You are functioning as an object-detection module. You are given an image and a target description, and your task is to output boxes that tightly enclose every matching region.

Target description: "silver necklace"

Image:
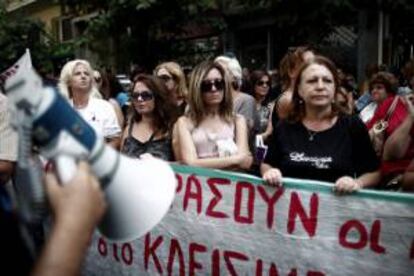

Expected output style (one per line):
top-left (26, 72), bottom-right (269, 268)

top-left (307, 129), bottom-right (317, 141)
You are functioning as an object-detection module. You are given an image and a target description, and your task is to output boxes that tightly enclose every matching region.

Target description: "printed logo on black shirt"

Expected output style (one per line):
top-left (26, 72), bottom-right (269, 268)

top-left (289, 152), bottom-right (332, 169)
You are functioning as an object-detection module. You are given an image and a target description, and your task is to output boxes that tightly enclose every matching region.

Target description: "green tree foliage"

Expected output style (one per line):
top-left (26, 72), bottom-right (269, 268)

top-left (0, 3), bottom-right (76, 74)
top-left (58, 0), bottom-right (414, 71)
top-left (0, 5), bottom-right (45, 71)
top-left (61, 0), bottom-right (225, 70)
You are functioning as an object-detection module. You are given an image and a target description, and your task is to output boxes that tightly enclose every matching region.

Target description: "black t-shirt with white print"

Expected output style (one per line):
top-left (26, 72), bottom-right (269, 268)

top-left (264, 115), bottom-right (379, 183)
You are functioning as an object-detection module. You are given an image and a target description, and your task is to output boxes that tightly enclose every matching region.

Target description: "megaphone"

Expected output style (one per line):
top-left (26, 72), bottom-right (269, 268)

top-left (4, 58), bottom-right (176, 242)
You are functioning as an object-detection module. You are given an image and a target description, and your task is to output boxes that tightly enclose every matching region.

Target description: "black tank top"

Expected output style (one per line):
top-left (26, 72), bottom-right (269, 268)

top-left (121, 122), bottom-right (174, 161)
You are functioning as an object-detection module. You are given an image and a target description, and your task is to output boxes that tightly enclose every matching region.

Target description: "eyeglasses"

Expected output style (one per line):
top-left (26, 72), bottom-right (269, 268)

top-left (201, 79), bottom-right (225, 93)
top-left (256, 80), bottom-right (270, 87)
top-left (131, 91), bottom-right (154, 101)
top-left (157, 74), bottom-right (173, 82)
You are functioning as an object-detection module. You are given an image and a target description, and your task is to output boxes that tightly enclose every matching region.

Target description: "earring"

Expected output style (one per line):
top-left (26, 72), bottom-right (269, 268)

top-left (299, 99), bottom-right (304, 104)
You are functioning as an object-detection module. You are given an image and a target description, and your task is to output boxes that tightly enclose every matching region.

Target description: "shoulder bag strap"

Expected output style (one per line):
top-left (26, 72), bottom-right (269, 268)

top-left (384, 96), bottom-right (399, 122)
top-left (127, 118), bottom-right (134, 136)
top-left (147, 128), bottom-right (160, 143)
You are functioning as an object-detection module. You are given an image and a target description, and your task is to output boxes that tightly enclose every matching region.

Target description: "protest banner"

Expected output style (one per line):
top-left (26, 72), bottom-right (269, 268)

top-left (83, 164), bottom-right (414, 275)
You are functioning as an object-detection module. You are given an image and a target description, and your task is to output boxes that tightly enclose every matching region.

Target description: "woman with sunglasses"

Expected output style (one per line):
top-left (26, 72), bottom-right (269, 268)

top-left (173, 61), bottom-right (253, 170)
top-left (250, 70), bottom-right (273, 139)
top-left (120, 74), bottom-right (177, 161)
top-left (154, 62), bottom-right (188, 116)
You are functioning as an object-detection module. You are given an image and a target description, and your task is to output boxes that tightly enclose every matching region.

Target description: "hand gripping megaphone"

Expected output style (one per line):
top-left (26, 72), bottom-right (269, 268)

top-left (3, 55), bottom-right (176, 242)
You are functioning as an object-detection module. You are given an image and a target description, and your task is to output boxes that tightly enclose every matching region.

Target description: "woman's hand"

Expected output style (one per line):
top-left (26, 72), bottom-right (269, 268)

top-left (334, 176), bottom-right (361, 194)
top-left (233, 151), bottom-right (252, 169)
top-left (262, 168), bottom-right (283, 187)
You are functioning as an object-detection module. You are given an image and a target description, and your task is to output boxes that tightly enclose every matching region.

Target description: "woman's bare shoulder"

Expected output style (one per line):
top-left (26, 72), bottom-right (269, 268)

top-left (177, 115), bottom-right (194, 130)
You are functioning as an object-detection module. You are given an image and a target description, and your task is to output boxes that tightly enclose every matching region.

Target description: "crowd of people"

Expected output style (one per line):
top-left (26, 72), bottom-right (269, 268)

top-left (18, 46), bottom-right (414, 193)
top-left (44, 47), bottom-right (413, 193)
top-left (1, 45), bottom-right (414, 274)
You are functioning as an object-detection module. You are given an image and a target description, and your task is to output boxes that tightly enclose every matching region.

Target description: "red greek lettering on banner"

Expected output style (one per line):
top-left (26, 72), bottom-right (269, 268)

top-left (175, 173), bottom-right (183, 193)
top-left (287, 192), bottom-right (319, 237)
top-left (234, 181), bottom-right (255, 224)
top-left (257, 185), bottom-right (284, 230)
top-left (144, 233), bottom-right (164, 273)
top-left (183, 175), bottom-right (202, 214)
top-left (167, 238), bottom-right (185, 276)
top-left (189, 242), bottom-right (207, 275)
top-left (98, 237), bottom-right (108, 257)
top-left (206, 177), bottom-right (230, 219)
top-left (339, 219), bottom-right (386, 254)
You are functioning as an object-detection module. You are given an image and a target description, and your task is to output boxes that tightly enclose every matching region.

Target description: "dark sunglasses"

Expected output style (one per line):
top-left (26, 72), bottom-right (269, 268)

top-left (131, 91), bottom-right (154, 101)
top-left (256, 80), bottom-right (270, 87)
top-left (157, 74), bottom-right (173, 82)
top-left (201, 79), bottom-right (224, 93)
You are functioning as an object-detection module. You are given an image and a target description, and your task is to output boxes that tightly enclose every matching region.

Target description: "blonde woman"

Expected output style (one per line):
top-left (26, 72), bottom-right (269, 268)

top-left (154, 61), bottom-right (188, 115)
top-left (174, 60), bottom-right (252, 170)
top-left (214, 55), bottom-right (257, 132)
top-left (59, 59), bottom-right (121, 149)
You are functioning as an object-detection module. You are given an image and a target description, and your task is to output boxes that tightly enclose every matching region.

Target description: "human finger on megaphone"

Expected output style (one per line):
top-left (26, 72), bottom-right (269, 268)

top-left (33, 161), bottom-right (107, 275)
top-left (44, 161), bottom-right (107, 233)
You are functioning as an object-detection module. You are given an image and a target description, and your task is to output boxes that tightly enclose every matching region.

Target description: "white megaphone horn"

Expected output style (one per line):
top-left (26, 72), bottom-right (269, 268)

top-left (4, 57), bottom-right (176, 242)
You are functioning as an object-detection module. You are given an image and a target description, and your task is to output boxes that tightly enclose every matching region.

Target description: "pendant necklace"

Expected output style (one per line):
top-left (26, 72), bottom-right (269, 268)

top-left (307, 129), bottom-right (317, 141)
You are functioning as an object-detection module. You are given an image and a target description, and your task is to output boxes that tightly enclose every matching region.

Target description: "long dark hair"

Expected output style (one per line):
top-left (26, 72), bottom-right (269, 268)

top-left (129, 74), bottom-right (177, 135)
top-left (288, 55), bottom-right (341, 122)
top-left (250, 70), bottom-right (271, 105)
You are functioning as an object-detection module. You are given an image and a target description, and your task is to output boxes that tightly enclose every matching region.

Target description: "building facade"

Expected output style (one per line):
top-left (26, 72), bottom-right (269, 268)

top-left (5, 0), bottom-right (414, 83)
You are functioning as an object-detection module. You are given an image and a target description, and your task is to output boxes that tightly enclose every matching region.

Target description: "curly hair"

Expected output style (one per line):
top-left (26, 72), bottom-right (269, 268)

top-left (279, 46), bottom-right (314, 91)
top-left (369, 71), bottom-right (397, 95)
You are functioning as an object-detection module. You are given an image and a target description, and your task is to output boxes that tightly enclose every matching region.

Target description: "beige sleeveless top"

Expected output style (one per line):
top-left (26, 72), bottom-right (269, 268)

top-left (191, 122), bottom-right (235, 158)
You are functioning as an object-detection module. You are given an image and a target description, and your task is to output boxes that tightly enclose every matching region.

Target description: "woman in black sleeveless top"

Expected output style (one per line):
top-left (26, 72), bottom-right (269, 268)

top-left (121, 74), bottom-right (177, 161)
